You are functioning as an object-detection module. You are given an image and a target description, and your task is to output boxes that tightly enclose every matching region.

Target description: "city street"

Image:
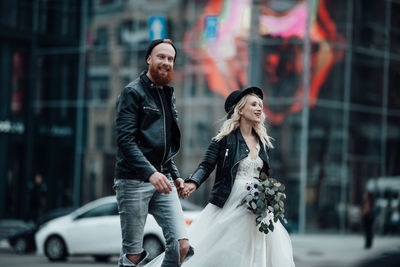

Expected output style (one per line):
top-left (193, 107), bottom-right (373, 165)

top-left (1, 234), bottom-right (400, 267)
top-left (291, 234), bottom-right (400, 267)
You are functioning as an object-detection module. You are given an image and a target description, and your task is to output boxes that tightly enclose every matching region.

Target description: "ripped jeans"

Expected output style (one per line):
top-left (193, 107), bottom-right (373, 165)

top-left (114, 176), bottom-right (191, 267)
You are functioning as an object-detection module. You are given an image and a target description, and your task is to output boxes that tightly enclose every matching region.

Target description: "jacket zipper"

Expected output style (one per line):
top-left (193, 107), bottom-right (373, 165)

top-left (156, 89), bottom-right (167, 172)
top-left (163, 94), bottom-right (181, 166)
top-left (222, 149), bottom-right (229, 167)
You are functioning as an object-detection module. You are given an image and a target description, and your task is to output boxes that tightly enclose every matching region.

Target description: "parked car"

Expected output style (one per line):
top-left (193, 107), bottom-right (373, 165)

top-left (35, 195), bottom-right (201, 262)
top-left (8, 207), bottom-right (75, 254)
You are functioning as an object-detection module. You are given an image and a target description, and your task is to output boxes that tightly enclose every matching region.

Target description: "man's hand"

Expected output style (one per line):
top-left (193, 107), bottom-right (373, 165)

top-left (181, 182), bottom-right (197, 199)
top-left (149, 172), bottom-right (172, 194)
top-left (174, 178), bottom-right (185, 197)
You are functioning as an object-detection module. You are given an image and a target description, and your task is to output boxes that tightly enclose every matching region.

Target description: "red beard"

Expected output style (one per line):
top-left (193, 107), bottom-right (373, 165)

top-left (149, 63), bottom-right (174, 86)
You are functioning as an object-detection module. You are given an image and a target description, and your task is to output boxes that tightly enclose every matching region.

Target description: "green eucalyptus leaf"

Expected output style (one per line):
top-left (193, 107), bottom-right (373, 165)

top-left (245, 195), bottom-right (253, 202)
top-left (268, 189), bottom-right (275, 195)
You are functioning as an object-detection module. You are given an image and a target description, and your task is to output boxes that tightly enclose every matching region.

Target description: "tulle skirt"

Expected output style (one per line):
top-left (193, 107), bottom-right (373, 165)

top-left (146, 176), bottom-right (295, 267)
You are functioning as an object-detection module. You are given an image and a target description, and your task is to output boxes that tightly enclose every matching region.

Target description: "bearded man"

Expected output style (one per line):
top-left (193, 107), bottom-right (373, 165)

top-left (114, 39), bottom-right (193, 267)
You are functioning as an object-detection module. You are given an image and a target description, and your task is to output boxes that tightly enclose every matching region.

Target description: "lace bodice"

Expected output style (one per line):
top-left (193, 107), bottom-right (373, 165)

top-left (235, 144), bottom-right (263, 180)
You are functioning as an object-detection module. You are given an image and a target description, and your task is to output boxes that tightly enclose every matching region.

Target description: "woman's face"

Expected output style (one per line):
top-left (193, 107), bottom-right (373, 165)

top-left (239, 95), bottom-right (263, 124)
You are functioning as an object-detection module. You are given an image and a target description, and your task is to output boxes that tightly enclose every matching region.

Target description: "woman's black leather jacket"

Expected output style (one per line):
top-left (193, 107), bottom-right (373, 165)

top-left (115, 72), bottom-right (181, 181)
top-left (186, 128), bottom-right (270, 208)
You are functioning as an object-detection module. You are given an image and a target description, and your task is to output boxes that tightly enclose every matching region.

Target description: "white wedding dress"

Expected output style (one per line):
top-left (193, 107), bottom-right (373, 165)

top-left (146, 151), bottom-right (295, 267)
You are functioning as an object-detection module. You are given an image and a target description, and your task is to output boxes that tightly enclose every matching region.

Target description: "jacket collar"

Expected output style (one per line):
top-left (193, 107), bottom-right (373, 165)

top-left (234, 127), bottom-right (270, 165)
top-left (140, 71), bottom-right (173, 95)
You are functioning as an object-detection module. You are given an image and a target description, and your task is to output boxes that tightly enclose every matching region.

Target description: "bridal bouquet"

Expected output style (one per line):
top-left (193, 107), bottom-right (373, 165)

top-left (239, 170), bottom-right (287, 234)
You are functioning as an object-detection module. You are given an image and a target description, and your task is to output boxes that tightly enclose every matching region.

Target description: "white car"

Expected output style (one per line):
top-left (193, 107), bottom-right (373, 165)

top-left (35, 195), bottom-right (201, 262)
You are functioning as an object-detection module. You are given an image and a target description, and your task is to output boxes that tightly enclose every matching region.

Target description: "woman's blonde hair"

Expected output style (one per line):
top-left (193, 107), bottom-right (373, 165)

top-left (215, 94), bottom-right (274, 149)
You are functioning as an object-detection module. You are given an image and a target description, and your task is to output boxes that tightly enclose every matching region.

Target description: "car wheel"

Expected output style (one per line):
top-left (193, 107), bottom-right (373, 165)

top-left (143, 235), bottom-right (164, 261)
top-left (45, 236), bottom-right (67, 261)
top-left (93, 255), bottom-right (110, 262)
top-left (13, 237), bottom-right (28, 254)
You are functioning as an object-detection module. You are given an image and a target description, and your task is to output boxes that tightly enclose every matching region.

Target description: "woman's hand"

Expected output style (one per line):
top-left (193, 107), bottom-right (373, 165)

top-left (179, 182), bottom-right (197, 199)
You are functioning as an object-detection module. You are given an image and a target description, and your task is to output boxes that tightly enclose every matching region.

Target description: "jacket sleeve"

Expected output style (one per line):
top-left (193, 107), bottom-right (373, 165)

top-left (116, 87), bottom-right (157, 180)
top-left (169, 159), bottom-right (181, 180)
top-left (185, 138), bottom-right (221, 188)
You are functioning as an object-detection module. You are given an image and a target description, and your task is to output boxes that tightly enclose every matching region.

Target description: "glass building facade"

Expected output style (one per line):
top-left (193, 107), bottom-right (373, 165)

top-left (0, 0), bottom-right (399, 233)
top-left (0, 0), bottom-right (86, 218)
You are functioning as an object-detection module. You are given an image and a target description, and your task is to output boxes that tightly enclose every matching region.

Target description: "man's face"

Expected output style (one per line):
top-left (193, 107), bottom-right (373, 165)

top-left (147, 43), bottom-right (175, 86)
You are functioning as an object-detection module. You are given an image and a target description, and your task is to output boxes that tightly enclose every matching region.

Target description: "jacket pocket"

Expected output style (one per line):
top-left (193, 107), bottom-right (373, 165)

top-left (142, 106), bottom-right (161, 125)
top-left (143, 106), bottom-right (160, 113)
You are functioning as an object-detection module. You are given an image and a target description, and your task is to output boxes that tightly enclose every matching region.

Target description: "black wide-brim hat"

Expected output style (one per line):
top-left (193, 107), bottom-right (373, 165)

top-left (224, 86), bottom-right (263, 116)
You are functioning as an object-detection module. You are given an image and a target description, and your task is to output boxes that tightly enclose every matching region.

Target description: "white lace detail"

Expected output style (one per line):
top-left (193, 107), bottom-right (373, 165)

top-left (235, 144), bottom-right (263, 181)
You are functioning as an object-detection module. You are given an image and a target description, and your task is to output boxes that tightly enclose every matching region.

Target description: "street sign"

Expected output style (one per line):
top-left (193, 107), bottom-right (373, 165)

top-left (205, 16), bottom-right (218, 40)
top-left (149, 15), bottom-right (166, 40)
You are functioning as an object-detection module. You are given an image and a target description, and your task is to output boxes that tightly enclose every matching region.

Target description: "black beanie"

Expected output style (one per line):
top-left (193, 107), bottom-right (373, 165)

top-left (145, 39), bottom-right (177, 64)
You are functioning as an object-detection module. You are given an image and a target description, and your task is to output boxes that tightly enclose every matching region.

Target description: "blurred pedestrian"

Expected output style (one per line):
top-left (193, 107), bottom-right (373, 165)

top-left (114, 39), bottom-right (193, 267)
top-left (390, 204), bottom-right (400, 234)
top-left (362, 192), bottom-right (375, 249)
top-left (27, 173), bottom-right (47, 222)
top-left (146, 87), bottom-right (295, 266)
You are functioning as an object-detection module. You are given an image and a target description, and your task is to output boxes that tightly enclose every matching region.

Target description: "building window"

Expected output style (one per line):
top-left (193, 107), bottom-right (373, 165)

top-left (95, 125), bottom-right (105, 150)
top-left (90, 77), bottom-right (109, 104)
top-left (90, 27), bottom-right (109, 66)
top-left (11, 51), bottom-right (26, 116)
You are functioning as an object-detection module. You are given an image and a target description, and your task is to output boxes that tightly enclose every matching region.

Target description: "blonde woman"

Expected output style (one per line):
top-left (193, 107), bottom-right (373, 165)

top-left (146, 87), bottom-right (294, 267)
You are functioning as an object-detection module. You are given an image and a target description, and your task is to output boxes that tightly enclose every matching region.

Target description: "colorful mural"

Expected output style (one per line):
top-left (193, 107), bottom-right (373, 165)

top-left (183, 0), bottom-right (345, 125)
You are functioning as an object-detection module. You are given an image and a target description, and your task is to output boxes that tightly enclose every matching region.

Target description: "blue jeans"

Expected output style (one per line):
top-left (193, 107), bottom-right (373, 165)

top-left (114, 176), bottom-right (192, 267)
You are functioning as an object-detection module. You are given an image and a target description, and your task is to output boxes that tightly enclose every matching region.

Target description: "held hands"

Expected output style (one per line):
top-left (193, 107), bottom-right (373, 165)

top-left (149, 172), bottom-right (197, 197)
top-left (173, 178), bottom-right (197, 199)
top-left (179, 182), bottom-right (197, 199)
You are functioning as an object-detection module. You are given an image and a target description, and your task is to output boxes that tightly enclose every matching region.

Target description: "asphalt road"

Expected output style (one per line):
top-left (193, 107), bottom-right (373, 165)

top-left (1, 234), bottom-right (400, 267)
top-left (0, 248), bottom-right (119, 267)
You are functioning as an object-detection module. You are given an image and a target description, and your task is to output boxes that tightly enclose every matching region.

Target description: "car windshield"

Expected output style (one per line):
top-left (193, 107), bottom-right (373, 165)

top-left (75, 202), bottom-right (118, 219)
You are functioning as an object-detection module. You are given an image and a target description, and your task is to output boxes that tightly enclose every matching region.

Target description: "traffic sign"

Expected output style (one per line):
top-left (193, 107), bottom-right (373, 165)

top-left (205, 16), bottom-right (218, 40)
top-left (149, 15), bottom-right (166, 40)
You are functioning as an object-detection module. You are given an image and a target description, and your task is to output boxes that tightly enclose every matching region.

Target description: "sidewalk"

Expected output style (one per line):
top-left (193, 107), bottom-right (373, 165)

top-left (291, 234), bottom-right (400, 267)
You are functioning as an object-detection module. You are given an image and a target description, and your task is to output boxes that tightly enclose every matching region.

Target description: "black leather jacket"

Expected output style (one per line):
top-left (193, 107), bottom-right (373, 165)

top-left (115, 71), bottom-right (181, 181)
top-left (186, 128), bottom-right (270, 208)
